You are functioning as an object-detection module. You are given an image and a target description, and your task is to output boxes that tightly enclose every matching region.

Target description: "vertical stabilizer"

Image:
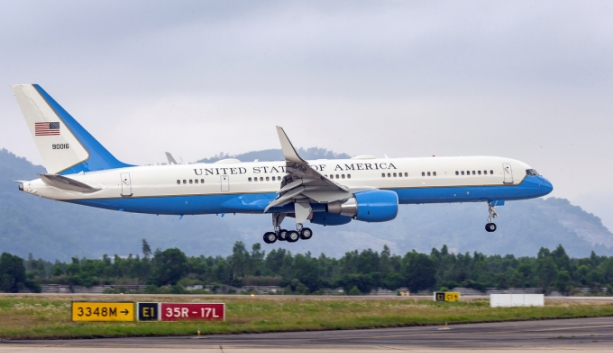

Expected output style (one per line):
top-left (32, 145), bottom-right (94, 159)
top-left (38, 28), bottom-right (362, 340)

top-left (11, 84), bottom-right (130, 175)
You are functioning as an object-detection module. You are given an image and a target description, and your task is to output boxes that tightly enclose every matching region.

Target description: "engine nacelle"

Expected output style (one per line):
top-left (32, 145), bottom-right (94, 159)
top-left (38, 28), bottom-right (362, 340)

top-left (310, 212), bottom-right (353, 226)
top-left (327, 190), bottom-right (398, 222)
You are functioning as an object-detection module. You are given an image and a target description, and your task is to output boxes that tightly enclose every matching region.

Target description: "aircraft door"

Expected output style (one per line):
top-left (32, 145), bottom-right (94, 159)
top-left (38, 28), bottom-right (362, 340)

top-left (502, 163), bottom-right (513, 184)
top-left (120, 172), bottom-right (133, 196)
top-left (220, 175), bottom-right (229, 192)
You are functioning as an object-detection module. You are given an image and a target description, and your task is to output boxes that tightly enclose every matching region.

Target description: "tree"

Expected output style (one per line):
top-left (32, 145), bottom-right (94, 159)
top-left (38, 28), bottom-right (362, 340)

top-left (142, 239), bottom-right (152, 258)
top-left (0, 253), bottom-right (26, 293)
top-left (229, 241), bottom-right (249, 279)
top-left (556, 270), bottom-right (571, 293)
top-left (599, 258), bottom-right (613, 284)
top-left (152, 248), bottom-right (188, 286)
top-left (404, 253), bottom-right (436, 292)
top-left (293, 255), bottom-right (321, 292)
top-left (536, 256), bottom-right (558, 289)
top-left (551, 245), bottom-right (570, 272)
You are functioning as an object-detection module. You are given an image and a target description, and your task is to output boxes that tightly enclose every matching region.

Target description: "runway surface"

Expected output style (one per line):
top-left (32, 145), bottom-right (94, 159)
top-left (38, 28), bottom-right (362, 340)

top-left (2, 316), bottom-right (613, 352)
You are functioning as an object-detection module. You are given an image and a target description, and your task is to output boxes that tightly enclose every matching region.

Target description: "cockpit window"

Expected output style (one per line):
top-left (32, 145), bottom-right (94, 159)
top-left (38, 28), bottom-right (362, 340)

top-left (526, 169), bottom-right (540, 176)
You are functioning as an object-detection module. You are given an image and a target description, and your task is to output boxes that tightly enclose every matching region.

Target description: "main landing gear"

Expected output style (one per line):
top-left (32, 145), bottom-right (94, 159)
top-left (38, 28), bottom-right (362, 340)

top-left (262, 227), bottom-right (313, 244)
top-left (263, 213), bottom-right (313, 244)
top-left (485, 202), bottom-right (498, 232)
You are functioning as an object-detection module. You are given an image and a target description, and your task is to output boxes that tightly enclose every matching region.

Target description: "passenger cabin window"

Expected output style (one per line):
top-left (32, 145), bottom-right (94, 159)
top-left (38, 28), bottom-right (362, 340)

top-left (422, 172), bottom-right (425, 176)
top-left (183, 180), bottom-right (186, 184)
top-left (433, 171), bottom-right (437, 176)
top-left (478, 171), bottom-right (481, 175)
top-left (405, 172), bottom-right (408, 177)
top-left (490, 170), bottom-right (493, 174)
top-left (455, 171), bottom-right (459, 175)
top-left (348, 174), bottom-right (351, 179)
top-left (176, 180), bottom-right (180, 184)
top-left (382, 173), bottom-right (385, 178)
top-left (195, 179), bottom-right (198, 184)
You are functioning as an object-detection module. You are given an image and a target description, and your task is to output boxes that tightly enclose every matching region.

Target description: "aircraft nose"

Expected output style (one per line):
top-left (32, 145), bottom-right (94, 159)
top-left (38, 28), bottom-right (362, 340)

top-left (538, 176), bottom-right (553, 196)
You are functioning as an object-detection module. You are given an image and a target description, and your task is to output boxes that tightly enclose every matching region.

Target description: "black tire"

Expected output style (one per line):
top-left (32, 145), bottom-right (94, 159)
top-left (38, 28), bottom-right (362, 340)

top-left (300, 227), bottom-right (313, 240)
top-left (485, 223), bottom-right (497, 232)
top-left (263, 232), bottom-right (277, 244)
top-left (286, 230), bottom-right (300, 243)
top-left (278, 229), bottom-right (288, 241)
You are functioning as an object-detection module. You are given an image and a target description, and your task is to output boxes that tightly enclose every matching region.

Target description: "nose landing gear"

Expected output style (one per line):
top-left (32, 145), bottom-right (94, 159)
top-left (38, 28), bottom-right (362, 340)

top-left (485, 202), bottom-right (498, 232)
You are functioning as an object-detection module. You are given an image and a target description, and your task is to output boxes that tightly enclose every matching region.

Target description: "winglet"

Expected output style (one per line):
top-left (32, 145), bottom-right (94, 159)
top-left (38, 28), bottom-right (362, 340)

top-left (276, 126), bottom-right (305, 164)
top-left (165, 152), bottom-right (177, 165)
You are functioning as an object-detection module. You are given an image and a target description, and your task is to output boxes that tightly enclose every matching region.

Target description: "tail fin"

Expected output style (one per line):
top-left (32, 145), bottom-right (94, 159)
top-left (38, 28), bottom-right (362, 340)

top-left (11, 84), bottom-right (131, 175)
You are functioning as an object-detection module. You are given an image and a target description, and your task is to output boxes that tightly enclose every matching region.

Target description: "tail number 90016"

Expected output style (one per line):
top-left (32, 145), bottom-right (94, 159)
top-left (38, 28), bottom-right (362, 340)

top-left (52, 143), bottom-right (69, 149)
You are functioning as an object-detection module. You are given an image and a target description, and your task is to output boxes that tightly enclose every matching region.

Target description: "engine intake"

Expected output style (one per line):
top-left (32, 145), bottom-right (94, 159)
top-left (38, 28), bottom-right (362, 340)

top-left (327, 190), bottom-right (398, 222)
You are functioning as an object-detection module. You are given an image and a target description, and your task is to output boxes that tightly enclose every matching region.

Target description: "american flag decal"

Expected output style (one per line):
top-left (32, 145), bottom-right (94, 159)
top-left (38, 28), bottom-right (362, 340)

top-left (35, 122), bottom-right (60, 136)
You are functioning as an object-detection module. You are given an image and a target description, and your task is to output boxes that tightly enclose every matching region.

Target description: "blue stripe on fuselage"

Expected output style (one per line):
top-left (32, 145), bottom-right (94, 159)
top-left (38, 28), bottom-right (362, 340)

top-left (67, 176), bottom-right (553, 215)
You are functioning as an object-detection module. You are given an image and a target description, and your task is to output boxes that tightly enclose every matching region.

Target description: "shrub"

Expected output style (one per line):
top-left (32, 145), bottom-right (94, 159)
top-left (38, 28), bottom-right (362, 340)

top-left (348, 286), bottom-right (361, 296)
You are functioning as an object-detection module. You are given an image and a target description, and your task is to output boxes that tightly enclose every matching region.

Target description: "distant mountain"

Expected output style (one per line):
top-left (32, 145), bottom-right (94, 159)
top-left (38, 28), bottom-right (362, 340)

top-left (197, 147), bottom-right (351, 163)
top-left (1, 148), bottom-right (612, 261)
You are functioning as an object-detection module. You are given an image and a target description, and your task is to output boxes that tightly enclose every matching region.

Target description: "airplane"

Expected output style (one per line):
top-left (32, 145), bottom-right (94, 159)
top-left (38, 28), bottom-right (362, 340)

top-left (11, 84), bottom-right (553, 244)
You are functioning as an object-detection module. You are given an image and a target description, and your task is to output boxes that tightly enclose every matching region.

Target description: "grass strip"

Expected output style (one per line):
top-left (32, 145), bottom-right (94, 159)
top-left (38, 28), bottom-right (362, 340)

top-left (1, 295), bottom-right (612, 340)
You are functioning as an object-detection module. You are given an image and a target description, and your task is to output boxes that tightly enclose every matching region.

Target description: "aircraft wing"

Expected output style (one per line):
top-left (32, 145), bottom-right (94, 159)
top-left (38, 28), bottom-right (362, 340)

top-left (264, 127), bottom-right (353, 213)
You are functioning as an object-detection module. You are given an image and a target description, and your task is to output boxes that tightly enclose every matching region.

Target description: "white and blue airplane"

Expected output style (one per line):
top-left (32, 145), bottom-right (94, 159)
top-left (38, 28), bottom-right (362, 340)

top-left (12, 84), bottom-right (553, 244)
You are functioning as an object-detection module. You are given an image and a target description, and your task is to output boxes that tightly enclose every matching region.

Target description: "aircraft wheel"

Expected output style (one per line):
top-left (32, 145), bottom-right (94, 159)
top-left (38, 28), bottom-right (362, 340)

top-left (286, 230), bottom-right (300, 243)
top-left (278, 229), bottom-right (288, 241)
top-left (300, 227), bottom-right (313, 240)
top-left (263, 232), bottom-right (277, 244)
top-left (485, 223), bottom-right (497, 232)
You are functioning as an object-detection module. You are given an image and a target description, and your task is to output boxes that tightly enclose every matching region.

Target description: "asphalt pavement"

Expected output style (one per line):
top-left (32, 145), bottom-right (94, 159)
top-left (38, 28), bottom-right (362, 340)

top-left (2, 316), bottom-right (613, 352)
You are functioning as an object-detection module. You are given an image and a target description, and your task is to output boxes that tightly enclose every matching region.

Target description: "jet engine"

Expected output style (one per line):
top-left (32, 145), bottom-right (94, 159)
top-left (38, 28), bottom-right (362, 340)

top-left (326, 190), bottom-right (398, 222)
top-left (310, 212), bottom-right (353, 226)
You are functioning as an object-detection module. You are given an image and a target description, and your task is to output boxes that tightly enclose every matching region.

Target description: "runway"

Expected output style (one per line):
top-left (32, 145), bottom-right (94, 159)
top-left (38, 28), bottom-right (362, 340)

top-left (2, 316), bottom-right (613, 352)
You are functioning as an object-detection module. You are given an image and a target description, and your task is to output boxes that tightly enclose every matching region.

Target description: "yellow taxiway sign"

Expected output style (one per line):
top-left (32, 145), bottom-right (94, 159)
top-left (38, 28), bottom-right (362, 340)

top-left (71, 301), bottom-right (135, 322)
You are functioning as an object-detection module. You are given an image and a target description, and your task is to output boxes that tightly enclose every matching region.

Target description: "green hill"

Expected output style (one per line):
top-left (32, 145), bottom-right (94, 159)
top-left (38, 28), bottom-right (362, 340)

top-left (1, 148), bottom-right (612, 261)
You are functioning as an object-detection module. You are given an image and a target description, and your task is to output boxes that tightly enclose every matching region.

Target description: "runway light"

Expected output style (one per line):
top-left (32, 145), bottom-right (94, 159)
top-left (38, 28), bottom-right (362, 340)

top-left (251, 294), bottom-right (255, 297)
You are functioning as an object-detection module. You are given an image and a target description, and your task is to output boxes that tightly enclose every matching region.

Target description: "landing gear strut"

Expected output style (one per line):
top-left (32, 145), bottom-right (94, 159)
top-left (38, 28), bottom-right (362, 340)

top-left (485, 202), bottom-right (498, 232)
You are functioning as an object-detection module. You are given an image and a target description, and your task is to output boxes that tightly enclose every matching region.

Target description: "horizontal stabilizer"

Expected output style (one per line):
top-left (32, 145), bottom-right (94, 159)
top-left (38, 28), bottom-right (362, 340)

top-left (39, 174), bottom-right (100, 193)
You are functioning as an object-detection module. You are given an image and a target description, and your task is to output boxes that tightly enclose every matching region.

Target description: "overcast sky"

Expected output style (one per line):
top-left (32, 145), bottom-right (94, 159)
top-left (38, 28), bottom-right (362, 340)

top-left (1, 0), bottom-right (612, 228)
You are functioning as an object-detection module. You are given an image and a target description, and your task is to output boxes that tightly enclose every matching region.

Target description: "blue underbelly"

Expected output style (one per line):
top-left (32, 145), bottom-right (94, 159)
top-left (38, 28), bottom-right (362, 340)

top-left (68, 177), bottom-right (551, 215)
